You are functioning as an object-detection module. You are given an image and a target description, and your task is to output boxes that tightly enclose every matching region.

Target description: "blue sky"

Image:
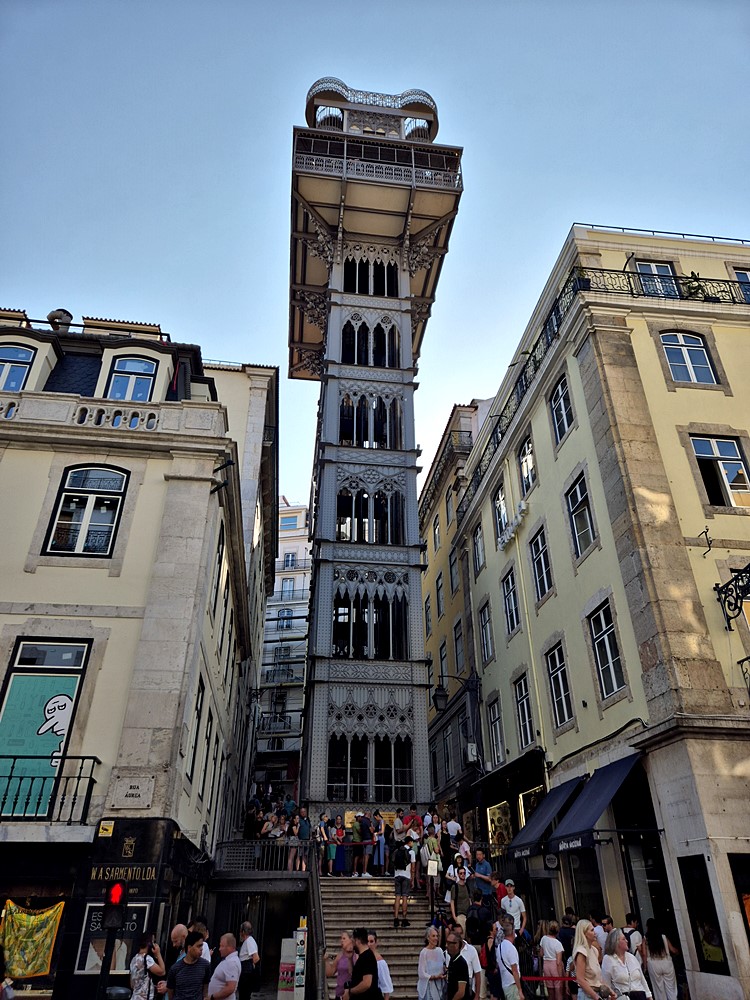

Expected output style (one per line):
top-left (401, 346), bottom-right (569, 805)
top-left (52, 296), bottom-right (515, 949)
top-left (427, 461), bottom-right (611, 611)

top-left (2, 0), bottom-right (749, 504)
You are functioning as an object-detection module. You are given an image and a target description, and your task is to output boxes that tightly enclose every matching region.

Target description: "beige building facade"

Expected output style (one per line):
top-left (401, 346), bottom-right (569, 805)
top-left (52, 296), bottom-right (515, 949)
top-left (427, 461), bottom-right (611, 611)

top-left (438, 227), bottom-right (750, 999)
top-left (0, 309), bottom-right (277, 996)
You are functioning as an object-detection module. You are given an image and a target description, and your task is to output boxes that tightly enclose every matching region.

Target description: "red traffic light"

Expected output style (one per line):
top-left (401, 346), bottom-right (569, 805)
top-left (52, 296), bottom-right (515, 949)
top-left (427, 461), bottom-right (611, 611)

top-left (107, 881), bottom-right (126, 905)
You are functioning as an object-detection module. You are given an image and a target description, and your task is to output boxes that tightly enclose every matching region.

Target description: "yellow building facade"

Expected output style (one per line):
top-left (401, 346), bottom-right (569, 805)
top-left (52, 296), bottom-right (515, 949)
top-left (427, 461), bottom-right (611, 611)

top-left (0, 309), bottom-right (277, 996)
top-left (439, 226), bottom-right (750, 1000)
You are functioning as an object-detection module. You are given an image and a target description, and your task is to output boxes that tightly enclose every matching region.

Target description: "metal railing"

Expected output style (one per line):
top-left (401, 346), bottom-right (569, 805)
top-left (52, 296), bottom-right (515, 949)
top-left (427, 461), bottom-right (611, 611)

top-left (258, 712), bottom-right (303, 734)
top-left (294, 152), bottom-right (462, 191)
top-left (456, 263), bottom-right (750, 526)
top-left (0, 755), bottom-right (100, 824)
top-left (419, 429), bottom-right (473, 525)
top-left (261, 664), bottom-right (305, 685)
top-left (214, 838), bottom-right (313, 873)
top-left (275, 558), bottom-right (312, 571)
top-left (268, 587), bottom-right (310, 604)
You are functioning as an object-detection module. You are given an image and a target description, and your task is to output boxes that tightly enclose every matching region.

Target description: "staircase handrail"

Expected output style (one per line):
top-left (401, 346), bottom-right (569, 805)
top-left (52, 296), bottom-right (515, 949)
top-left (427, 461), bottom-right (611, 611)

top-left (309, 850), bottom-right (327, 1000)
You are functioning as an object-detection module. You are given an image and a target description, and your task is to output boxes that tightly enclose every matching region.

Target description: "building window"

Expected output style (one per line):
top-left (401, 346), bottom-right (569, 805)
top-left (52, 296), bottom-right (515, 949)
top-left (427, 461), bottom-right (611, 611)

top-left (550, 375), bottom-right (574, 444)
top-left (280, 515), bottom-right (297, 530)
top-left (198, 709), bottom-right (213, 800)
top-left (691, 437), bottom-right (750, 507)
top-left (44, 466), bottom-right (128, 557)
top-left (436, 573), bottom-right (445, 617)
top-left (519, 437), bottom-right (536, 496)
top-left (284, 552), bottom-right (298, 568)
top-left (449, 548), bottom-right (459, 593)
top-left (281, 578), bottom-right (295, 599)
top-left (454, 620), bottom-right (465, 674)
top-left (277, 608), bottom-right (293, 631)
top-left (445, 489), bottom-right (455, 525)
top-left (660, 333), bottom-right (716, 384)
top-left (530, 528), bottom-right (553, 601)
top-left (478, 602), bottom-right (494, 664)
top-left (439, 641), bottom-right (448, 687)
top-left (424, 596), bottom-right (432, 637)
top-left (494, 480), bottom-right (508, 537)
top-left (589, 601), bottom-right (625, 699)
top-left (443, 726), bottom-right (453, 779)
top-left (636, 260), bottom-right (679, 298)
top-left (0, 345), bottom-right (35, 391)
top-left (546, 643), bottom-right (574, 727)
top-left (515, 674), bottom-right (533, 749)
top-left (430, 742), bottom-right (439, 789)
top-left (433, 514), bottom-right (441, 552)
top-left (186, 676), bottom-right (205, 782)
top-left (472, 523), bottom-right (485, 573)
top-left (735, 269), bottom-right (750, 304)
top-left (106, 356), bottom-right (157, 402)
top-left (487, 698), bottom-right (503, 765)
top-left (566, 474), bottom-right (595, 557)
top-left (502, 570), bottom-right (520, 635)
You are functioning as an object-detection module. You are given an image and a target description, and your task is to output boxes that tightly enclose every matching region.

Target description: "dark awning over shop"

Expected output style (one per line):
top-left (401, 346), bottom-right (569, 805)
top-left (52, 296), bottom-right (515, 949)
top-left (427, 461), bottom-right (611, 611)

top-left (547, 755), bottom-right (640, 854)
top-left (507, 776), bottom-right (584, 860)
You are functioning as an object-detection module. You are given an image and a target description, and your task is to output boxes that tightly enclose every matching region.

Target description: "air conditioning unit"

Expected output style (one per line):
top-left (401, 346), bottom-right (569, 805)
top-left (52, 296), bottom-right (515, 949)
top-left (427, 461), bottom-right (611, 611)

top-left (464, 743), bottom-right (478, 764)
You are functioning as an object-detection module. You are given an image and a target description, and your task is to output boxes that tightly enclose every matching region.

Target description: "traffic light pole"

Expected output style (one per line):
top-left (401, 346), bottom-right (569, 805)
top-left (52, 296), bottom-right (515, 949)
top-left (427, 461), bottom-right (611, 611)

top-left (95, 926), bottom-right (118, 1000)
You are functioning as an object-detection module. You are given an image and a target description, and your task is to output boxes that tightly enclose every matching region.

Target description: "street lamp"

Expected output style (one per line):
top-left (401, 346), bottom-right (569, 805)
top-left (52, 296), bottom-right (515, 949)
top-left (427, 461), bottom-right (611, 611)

top-left (432, 670), bottom-right (481, 715)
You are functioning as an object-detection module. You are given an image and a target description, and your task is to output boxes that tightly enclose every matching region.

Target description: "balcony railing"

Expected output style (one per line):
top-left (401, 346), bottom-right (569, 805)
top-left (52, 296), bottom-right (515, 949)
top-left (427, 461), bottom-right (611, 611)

top-left (214, 838), bottom-right (310, 873)
top-left (258, 712), bottom-right (303, 734)
top-left (419, 429), bottom-right (474, 525)
top-left (294, 152), bottom-right (463, 191)
top-left (275, 558), bottom-right (312, 571)
top-left (456, 264), bottom-right (750, 527)
top-left (268, 588), bottom-right (310, 604)
top-left (262, 664), bottom-right (305, 685)
top-left (0, 755), bottom-right (100, 824)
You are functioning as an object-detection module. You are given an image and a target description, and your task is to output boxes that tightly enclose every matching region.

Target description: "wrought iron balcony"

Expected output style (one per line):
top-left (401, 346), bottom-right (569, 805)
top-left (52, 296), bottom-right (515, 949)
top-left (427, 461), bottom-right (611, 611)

top-left (0, 755), bottom-right (100, 824)
top-left (268, 587), bottom-right (310, 604)
top-left (715, 563), bottom-right (750, 629)
top-left (456, 263), bottom-right (750, 527)
top-left (274, 557), bottom-right (312, 571)
top-left (214, 838), bottom-right (304, 874)
top-left (419, 429), bottom-right (473, 525)
top-left (258, 711), bottom-right (303, 734)
top-left (261, 664), bottom-right (305, 686)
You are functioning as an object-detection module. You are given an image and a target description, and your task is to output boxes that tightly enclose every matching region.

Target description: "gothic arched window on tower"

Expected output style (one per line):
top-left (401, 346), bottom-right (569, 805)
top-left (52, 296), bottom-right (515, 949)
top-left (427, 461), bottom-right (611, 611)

top-left (355, 396), bottom-right (369, 447)
top-left (373, 491), bottom-right (389, 544)
top-left (327, 734), bottom-right (348, 801)
top-left (372, 593), bottom-right (392, 660)
top-left (390, 491), bottom-right (405, 545)
top-left (372, 260), bottom-right (386, 297)
top-left (354, 490), bottom-right (369, 542)
top-left (393, 593), bottom-right (409, 660)
top-left (374, 735), bottom-right (393, 801)
top-left (373, 397), bottom-right (388, 449)
top-left (352, 593), bottom-right (369, 659)
top-left (343, 257), bottom-right (358, 294)
top-left (332, 594), bottom-right (351, 658)
top-left (356, 322), bottom-right (369, 366)
top-left (388, 398), bottom-right (403, 449)
top-left (373, 323), bottom-right (387, 368)
top-left (339, 394), bottom-right (354, 446)
top-left (341, 321), bottom-right (356, 364)
top-left (358, 258), bottom-right (370, 295)
top-left (350, 735), bottom-right (368, 800)
top-left (387, 323), bottom-right (400, 367)
top-left (387, 261), bottom-right (398, 297)
top-left (336, 488), bottom-right (353, 541)
top-left (394, 735), bottom-right (414, 801)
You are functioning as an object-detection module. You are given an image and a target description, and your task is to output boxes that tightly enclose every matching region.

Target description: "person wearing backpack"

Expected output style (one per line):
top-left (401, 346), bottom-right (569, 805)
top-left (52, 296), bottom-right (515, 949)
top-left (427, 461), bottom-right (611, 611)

top-left (465, 892), bottom-right (492, 947)
top-left (621, 914), bottom-right (645, 967)
top-left (129, 932), bottom-right (165, 1000)
top-left (393, 839), bottom-right (414, 928)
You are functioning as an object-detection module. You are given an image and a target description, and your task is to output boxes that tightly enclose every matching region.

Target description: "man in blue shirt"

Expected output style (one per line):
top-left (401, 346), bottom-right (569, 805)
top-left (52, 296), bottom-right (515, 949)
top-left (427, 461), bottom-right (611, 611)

top-left (472, 849), bottom-right (494, 905)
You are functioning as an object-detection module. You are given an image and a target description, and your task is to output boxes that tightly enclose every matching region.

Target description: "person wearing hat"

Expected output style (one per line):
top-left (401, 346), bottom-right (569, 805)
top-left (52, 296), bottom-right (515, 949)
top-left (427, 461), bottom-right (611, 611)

top-left (500, 880), bottom-right (526, 936)
top-left (351, 811), bottom-right (364, 877)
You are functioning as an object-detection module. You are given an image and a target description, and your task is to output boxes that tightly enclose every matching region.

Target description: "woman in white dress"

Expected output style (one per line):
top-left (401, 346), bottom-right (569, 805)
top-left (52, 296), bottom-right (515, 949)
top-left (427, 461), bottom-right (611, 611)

top-left (643, 920), bottom-right (678, 1000)
top-left (601, 929), bottom-right (651, 1000)
top-left (369, 930), bottom-right (394, 1000)
top-left (418, 925), bottom-right (446, 1000)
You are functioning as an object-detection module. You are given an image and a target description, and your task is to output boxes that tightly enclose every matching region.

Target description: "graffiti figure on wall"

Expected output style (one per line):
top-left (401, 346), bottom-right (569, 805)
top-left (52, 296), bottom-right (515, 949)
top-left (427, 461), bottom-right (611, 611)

top-left (36, 695), bottom-right (74, 766)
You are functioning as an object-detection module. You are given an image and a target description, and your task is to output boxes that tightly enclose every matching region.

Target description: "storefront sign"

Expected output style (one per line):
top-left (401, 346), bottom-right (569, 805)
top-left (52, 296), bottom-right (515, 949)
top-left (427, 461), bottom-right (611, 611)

top-left (89, 865), bottom-right (158, 882)
top-left (75, 902), bottom-right (149, 975)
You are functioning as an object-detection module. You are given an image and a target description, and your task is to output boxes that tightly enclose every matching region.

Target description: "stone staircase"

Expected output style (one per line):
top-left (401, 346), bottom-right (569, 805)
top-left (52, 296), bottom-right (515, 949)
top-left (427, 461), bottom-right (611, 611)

top-left (321, 877), bottom-right (433, 1000)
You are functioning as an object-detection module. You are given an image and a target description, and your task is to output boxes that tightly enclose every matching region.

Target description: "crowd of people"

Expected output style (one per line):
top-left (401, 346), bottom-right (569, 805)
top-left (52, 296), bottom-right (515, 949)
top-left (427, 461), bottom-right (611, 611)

top-left (128, 915), bottom-right (260, 1000)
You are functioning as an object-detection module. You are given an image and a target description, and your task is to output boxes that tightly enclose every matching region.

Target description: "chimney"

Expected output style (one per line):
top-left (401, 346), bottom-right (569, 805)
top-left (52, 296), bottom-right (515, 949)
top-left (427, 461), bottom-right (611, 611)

top-left (47, 309), bottom-right (73, 334)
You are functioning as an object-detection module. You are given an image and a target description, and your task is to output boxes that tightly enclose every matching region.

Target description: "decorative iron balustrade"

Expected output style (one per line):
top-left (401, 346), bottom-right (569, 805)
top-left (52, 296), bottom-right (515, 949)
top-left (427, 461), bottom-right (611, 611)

top-left (50, 526), bottom-right (113, 554)
top-left (214, 838), bottom-right (303, 873)
top-left (258, 712), bottom-right (303, 734)
top-left (294, 154), bottom-right (462, 192)
top-left (419, 430), bottom-right (473, 526)
top-left (262, 665), bottom-right (305, 686)
top-left (275, 557), bottom-right (312, 571)
top-left (456, 263), bottom-right (750, 527)
top-left (715, 563), bottom-right (750, 629)
top-left (268, 587), bottom-right (310, 604)
top-left (306, 78), bottom-right (438, 116)
top-left (0, 755), bottom-right (100, 823)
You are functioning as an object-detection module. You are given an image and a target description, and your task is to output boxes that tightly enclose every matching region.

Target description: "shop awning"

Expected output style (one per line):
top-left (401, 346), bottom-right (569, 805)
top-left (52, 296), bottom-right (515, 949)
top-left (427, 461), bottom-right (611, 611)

top-left (547, 755), bottom-right (640, 854)
top-left (507, 776), bottom-right (584, 860)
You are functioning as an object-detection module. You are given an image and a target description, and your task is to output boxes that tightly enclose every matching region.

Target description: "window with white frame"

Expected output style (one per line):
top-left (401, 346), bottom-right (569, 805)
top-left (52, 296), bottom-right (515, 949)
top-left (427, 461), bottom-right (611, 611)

top-left (546, 643), bottom-right (574, 727)
top-left (502, 569), bottom-right (520, 634)
top-left (449, 548), bottom-right (459, 593)
top-left (424, 596), bottom-right (432, 637)
top-left (566, 474), bottom-right (595, 557)
top-left (515, 674), bottom-right (533, 748)
top-left (280, 515), bottom-right (297, 530)
top-left (735, 269), bottom-right (750, 304)
top-left (487, 698), bottom-right (504, 765)
top-left (518, 437), bottom-right (536, 496)
top-left (660, 333), bottom-right (716, 384)
top-left (454, 620), bottom-right (465, 674)
top-left (186, 676), bottom-right (205, 781)
top-left (472, 522), bottom-right (485, 573)
top-left (636, 260), bottom-right (679, 298)
top-left (493, 480), bottom-right (508, 537)
top-left (445, 488), bottom-right (455, 525)
top-left (433, 514), bottom-right (441, 552)
top-left (106, 356), bottom-right (157, 402)
top-left (281, 577), bottom-right (295, 599)
top-left (277, 608), bottom-right (293, 631)
top-left (550, 375), bottom-right (574, 444)
top-left (530, 528), bottom-right (553, 600)
top-left (439, 641), bottom-right (448, 687)
top-left (443, 725), bottom-right (454, 778)
top-left (589, 600), bottom-right (625, 698)
top-left (0, 345), bottom-right (35, 391)
top-left (284, 552), bottom-right (298, 568)
top-left (478, 602), bottom-right (494, 663)
top-left (691, 436), bottom-right (750, 507)
top-left (44, 466), bottom-right (128, 556)
top-left (436, 573), bottom-right (445, 617)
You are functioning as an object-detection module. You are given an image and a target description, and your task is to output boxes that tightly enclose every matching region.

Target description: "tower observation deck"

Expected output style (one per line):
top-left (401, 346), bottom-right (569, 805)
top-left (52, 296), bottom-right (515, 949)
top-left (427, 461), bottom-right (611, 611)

top-left (289, 78), bottom-right (463, 810)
